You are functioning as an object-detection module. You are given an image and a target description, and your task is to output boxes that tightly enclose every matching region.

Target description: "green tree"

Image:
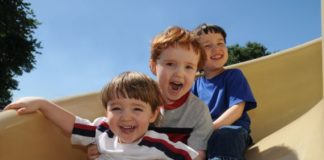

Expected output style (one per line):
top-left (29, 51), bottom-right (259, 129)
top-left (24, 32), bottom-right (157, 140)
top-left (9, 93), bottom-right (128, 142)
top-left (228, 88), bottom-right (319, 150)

top-left (0, 0), bottom-right (41, 109)
top-left (227, 42), bottom-right (271, 65)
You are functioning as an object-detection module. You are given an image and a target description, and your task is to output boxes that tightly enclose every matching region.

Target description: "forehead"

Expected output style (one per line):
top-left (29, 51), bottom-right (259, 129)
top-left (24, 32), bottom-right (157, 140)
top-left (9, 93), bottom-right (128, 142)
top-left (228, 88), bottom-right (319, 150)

top-left (108, 98), bottom-right (150, 107)
top-left (198, 33), bottom-right (225, 43)
top-left (160, 46), bottom-right (199, 61)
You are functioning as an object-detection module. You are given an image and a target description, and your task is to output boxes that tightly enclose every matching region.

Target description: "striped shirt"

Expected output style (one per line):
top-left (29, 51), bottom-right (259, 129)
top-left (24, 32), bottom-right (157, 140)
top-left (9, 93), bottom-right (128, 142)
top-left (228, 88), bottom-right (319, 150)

top-left (71, 116), bottom-right (198, 160)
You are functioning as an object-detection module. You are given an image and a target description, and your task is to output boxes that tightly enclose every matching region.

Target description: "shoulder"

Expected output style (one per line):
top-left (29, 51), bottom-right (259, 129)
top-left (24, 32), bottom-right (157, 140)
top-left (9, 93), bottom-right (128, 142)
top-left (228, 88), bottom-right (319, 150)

top-left (187, 93), bottom-right (208, 109)
top-left (188, 93), bottom-right (202, 101)
top-left (185, 94), bottom-right (212, 118)
top-left (224, 68), bottom-right (244, 77)
top-left (75, 116), bottom-right (109, 132)
top-left (223, 68), bottom-right (248, 83)
top-left (92, 117), bottom-right (108, 125)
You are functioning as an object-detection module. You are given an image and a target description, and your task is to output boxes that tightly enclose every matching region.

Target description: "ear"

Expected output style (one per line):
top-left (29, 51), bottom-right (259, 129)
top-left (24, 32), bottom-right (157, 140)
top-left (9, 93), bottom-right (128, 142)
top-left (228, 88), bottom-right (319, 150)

top-left (149, 108), bottom-right (160, 123)
top-left (149, 60), bottom-right (157, 75)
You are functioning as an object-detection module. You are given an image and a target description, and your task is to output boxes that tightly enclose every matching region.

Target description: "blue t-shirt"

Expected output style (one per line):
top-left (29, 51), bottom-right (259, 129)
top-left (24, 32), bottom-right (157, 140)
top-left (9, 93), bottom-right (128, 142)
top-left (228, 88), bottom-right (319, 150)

top-left (192, 69), bottom-right (257, 132)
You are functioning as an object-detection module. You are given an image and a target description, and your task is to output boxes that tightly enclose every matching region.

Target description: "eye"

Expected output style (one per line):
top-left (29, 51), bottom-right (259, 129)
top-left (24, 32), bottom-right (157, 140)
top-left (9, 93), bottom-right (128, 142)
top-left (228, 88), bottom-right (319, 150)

top-left (204, 44), bottom-right (212, 49)
top-left (186, 65), bottom-right (194, 70)
top-left (134, 107), bottom-right (144, 112)
top-left (166, 62), bottom-right (174, 66)
top-left (217, 42), bottom-right (226, 48)
top-left (109, 106), bottom-right (121, 111)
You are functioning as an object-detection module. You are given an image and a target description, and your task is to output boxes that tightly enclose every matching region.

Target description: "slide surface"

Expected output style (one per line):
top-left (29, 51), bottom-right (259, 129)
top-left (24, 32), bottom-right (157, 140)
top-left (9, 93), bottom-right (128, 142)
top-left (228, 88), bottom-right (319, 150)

top-left (0, 38), bottom-right (323, 160)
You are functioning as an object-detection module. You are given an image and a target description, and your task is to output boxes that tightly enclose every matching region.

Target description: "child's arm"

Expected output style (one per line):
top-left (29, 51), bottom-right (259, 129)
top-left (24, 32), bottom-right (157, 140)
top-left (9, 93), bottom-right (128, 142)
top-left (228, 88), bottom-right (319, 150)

top-left (212, 102), bottom-right (245, 129)
top-left (4, 97), bottom-right (75, 135)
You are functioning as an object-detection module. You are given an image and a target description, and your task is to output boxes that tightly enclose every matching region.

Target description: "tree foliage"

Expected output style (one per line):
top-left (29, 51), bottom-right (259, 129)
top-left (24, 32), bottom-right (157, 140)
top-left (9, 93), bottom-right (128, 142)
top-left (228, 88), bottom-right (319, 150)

top-left (227, 42), bottom-right (271, 66)
top-left (0, 0), bottom-right (41, 109)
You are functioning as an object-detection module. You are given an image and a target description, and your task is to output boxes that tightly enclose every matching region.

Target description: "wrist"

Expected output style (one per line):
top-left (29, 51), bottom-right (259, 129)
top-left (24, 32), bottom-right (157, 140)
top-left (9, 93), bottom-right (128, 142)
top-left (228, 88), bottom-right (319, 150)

top-left (37, 98), bottom-right (52, 111)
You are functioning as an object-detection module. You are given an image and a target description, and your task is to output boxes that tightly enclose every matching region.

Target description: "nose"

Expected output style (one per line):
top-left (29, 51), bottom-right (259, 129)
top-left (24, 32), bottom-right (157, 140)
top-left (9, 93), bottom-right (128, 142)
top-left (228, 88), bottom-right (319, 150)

top-left (210, 43), bottom-right (225, 50)
top-left (120, 110), bottom-right (133, 121)
top-left (211, 45), bottom-right (222, 52)
top-left (174, 66), bottom-right (185, 77)
top-left (209, 46), bottom-right (224, 56)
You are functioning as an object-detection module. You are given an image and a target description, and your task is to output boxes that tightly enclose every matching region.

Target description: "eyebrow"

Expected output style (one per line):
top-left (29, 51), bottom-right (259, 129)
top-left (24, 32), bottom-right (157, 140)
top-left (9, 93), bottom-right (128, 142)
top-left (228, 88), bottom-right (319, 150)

top-left (160, 59), bottom-right (176, 64)
top-left (131, 102), bottom-right (147, 107)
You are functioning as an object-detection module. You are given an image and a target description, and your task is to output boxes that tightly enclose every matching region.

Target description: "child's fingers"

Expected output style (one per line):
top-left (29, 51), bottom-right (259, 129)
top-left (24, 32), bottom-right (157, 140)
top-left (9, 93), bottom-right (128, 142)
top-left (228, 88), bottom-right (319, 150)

top-left (87, 144), bottom-right (100, 160)
top-left (87, 144), bottom-right (99, 152)
top-left (16, 107), bottom-right (28, 114)
top-left (90, 149), bottom-right (99, 154)
top-left (4, 103), bottom-right (32, 115)
top-left (4, 103), bottom-right (22, 110)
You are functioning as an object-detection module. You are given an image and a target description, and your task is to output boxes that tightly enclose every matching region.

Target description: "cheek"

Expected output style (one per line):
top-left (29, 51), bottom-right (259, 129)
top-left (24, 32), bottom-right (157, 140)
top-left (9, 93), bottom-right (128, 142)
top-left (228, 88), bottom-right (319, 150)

top-left (136, 115), bottom-right (152, 127)
top-left (223, 53), bottom-right (229, 62)
top-left (225, 52), bottom-right (229, 58)
top-left (188, 76), bottom-right (196, 86)
top-left (107, 112), bottom-right (118, 121)
top-left (106, 111), bottom-right (110, 117)
top-left (154, 66), bottom-right (163, 77)
top-left (185, 72), bottom-right (196, 84)
top-left (207, 49), bottom-right (213, 54)
top-left (106, 114), bottom-right (113, 121)
top-left (157, 68), bottom-right (169, 80)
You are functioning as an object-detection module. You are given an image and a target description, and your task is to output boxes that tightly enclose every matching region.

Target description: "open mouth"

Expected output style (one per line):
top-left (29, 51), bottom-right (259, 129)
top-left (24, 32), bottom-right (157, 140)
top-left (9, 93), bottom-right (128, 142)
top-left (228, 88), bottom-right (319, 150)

top-left (211, 54), bottom-right (223, 60)
top-left (170, 82), bottom-right (183, 91)
top-left (120, 125), bottom-right (136, 133)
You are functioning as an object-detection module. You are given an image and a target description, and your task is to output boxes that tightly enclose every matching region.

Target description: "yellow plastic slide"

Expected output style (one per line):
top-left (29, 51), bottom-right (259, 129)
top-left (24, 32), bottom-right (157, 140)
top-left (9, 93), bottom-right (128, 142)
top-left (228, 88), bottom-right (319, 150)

top-left (0, 37), bottom-right (323, 160)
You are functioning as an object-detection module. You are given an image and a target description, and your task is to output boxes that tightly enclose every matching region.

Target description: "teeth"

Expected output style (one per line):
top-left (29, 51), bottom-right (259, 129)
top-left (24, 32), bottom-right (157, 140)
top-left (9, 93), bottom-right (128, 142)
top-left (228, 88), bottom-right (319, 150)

top-left (211, 55), bottom-right (222, 59)
top-left (122, 125), bottom-right (134, 129)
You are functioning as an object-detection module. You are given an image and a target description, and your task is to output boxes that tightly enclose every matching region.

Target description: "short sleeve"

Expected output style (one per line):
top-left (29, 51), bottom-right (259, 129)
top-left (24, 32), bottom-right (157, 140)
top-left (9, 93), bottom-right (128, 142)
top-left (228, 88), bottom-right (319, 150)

top-left (227, 69), bottom-right (257, 111)
top-left (71, 116), bottom-right (108, 146)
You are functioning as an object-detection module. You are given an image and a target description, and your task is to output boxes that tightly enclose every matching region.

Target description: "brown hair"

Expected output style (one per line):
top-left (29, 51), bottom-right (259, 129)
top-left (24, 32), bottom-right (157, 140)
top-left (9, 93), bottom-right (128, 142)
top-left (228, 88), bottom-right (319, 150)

top-left (101, 71), bottom-right (164, 125)
top-left (150, 26), bottom-right (206, 70)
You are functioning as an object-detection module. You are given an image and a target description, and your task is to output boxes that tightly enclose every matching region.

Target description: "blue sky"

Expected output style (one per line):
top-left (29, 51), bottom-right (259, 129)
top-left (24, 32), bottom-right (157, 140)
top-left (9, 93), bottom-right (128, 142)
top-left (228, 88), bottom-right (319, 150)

top-left (13, 0), bottom-right (321, 101)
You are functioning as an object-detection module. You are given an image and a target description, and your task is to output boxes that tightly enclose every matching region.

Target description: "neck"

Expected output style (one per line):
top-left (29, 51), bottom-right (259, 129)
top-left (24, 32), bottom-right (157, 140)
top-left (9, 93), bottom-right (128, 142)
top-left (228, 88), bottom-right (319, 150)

top-left (204, 67), bottom-right (225, 79)
top-left (164, 92), bottom-right (190, 110)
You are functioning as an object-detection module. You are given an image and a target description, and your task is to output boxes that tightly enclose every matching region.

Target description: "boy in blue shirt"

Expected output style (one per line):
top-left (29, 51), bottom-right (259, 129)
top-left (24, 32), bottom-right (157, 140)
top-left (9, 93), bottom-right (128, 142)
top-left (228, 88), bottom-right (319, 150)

top-left (192, 23), bottom-right (257, 160)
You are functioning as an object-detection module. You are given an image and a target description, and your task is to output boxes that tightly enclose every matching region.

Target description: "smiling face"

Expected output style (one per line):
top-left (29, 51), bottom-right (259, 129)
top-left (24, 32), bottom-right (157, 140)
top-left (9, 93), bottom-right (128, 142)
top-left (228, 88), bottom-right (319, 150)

top-left (198, 33), bottom-right (228, 79)
top-left (150, 46), bottom-right (199, 104)
top-left (106, 98), bottom-right (158, 144)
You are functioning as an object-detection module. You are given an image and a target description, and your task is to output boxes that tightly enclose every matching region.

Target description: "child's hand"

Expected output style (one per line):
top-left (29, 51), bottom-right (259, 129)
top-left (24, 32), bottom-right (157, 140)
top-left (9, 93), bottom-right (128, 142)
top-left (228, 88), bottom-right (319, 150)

top-left (87, 144), bottom-right (100, 160)
top-left (4, 97), bottom-right (45, 115)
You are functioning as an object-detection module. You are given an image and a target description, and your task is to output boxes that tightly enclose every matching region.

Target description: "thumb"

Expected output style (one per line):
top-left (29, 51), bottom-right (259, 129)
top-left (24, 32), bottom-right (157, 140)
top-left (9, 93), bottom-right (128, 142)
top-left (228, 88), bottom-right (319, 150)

top-left (17, 107), bottom-right (27, 115)
top-left (4, 103), bottom-right (21, 111)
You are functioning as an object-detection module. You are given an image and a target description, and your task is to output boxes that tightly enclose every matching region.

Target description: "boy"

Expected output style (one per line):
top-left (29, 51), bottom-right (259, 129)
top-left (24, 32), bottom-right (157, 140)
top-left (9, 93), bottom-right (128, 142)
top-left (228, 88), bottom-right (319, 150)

top-left (5, 71), bottom-right (198, 160)
top-left (87, 26), bottom-right (214, 160)
top-left (192, 23), bottom-right (257, 160)
top-left (149, 26), bottom-right (214, 160)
